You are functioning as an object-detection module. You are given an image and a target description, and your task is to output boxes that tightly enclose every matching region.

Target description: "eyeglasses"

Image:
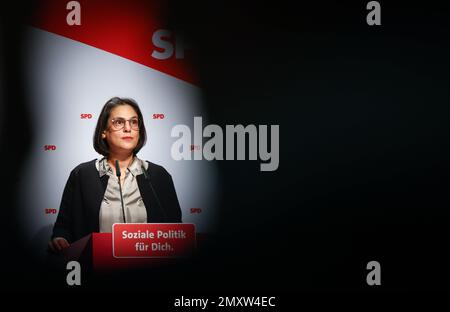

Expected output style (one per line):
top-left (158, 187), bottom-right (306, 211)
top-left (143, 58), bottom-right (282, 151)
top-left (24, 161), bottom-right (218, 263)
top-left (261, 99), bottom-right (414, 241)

top-left (110, 118), bottom-right (140, 131)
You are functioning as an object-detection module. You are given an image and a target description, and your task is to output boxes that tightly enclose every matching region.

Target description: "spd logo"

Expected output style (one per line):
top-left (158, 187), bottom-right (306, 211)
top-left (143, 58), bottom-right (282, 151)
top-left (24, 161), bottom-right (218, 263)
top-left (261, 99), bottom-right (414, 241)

top-left (44, 145), bottom-right (56, 151)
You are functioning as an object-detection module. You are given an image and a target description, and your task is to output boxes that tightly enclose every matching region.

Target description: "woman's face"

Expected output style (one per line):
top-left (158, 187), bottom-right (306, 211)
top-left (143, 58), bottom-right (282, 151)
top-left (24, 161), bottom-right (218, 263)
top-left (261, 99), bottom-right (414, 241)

top-left (102, 104), bottom-right (140, 156)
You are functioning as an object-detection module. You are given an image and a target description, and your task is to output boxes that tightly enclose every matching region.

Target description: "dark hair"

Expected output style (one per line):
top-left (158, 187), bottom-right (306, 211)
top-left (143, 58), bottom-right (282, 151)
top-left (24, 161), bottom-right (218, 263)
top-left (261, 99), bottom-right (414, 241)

top-left (93, 97), bottom-right (147, 157)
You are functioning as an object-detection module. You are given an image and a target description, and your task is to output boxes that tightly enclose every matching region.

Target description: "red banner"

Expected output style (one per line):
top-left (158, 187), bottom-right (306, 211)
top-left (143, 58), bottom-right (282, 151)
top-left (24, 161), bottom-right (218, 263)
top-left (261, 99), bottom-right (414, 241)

top-left (30, 0), bottom-right (198, 85)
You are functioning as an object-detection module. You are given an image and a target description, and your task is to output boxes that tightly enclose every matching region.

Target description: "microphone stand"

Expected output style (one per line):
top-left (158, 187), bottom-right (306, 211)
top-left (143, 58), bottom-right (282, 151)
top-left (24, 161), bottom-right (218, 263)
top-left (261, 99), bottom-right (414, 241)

top-left (141, 165), bottom-right (167, 221)
top-left (115, 160), bottom-right (126, 223)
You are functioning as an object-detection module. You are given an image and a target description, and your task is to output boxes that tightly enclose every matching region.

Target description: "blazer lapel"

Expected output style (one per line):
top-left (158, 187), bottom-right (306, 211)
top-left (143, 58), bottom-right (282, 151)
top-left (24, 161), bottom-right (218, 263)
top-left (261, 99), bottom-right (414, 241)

top-left (91, 174), bottom-right (109, 232)
top-left (137, 174), bottom-right (165, 222)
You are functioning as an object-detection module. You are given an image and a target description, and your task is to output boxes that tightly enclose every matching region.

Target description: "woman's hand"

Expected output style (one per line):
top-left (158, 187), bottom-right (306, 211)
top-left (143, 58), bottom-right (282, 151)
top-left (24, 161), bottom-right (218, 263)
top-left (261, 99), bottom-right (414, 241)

top-left (48, 237), bottom-right (70, 253)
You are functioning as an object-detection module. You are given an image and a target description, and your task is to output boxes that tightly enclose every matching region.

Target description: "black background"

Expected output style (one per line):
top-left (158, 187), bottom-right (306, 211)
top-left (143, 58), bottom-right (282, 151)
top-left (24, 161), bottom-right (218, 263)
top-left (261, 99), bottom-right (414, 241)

top-left (1, 0), bottom-right (450, 299)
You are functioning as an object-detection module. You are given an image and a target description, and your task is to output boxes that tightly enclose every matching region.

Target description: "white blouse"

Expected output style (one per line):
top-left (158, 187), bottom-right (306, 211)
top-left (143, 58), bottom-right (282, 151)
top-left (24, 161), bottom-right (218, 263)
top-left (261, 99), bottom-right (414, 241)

top-left (95, 157), bottom-right (149, 233)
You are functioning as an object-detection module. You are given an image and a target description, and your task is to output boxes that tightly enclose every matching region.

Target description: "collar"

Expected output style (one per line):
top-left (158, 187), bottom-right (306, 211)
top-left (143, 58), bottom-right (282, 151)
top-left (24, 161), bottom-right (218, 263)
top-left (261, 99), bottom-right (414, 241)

top-left (96, 156), bottom-right (148, 178)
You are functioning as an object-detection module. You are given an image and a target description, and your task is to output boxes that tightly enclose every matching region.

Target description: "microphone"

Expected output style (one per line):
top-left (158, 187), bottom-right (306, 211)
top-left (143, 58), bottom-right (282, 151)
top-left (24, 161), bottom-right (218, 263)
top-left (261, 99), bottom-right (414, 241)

top-left (141, 164), bottom-right (167, 221)
top-left (115, 160), bottom-right (126, 223)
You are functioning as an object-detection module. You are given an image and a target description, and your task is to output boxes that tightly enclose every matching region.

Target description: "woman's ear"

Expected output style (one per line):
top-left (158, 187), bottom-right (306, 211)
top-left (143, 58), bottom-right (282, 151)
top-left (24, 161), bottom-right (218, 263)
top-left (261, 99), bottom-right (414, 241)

top-left (102, 131), bottom-right (106, 139)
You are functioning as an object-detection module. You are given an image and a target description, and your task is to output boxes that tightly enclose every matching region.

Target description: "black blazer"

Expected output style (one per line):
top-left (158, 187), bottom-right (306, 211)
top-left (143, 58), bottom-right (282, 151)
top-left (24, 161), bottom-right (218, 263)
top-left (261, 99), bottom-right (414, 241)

top-left (52, 159), bottom-right (182, 243)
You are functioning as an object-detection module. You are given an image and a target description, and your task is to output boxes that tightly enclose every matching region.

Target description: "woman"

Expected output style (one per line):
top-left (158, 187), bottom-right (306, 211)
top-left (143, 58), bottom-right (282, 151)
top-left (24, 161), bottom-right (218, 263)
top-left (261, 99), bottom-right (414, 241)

top-left (49, 97), bottom-right (182, 252)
